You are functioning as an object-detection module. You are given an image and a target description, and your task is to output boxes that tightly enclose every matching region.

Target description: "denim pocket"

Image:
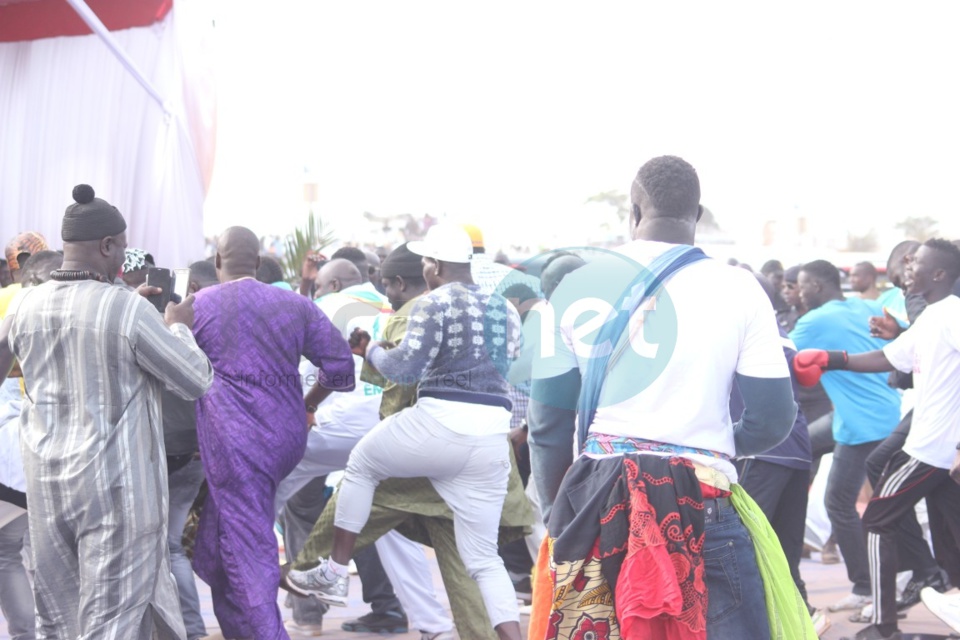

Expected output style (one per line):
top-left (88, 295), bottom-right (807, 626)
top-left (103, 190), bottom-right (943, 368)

top-left (704, 540), bottom-right (742, 623)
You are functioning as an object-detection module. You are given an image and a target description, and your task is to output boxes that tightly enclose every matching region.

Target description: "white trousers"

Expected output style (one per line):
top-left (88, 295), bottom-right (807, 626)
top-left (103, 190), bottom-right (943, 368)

top-left (524, 472), bottom-right (547, 562)
top-left (275, 415), bottom-right (453, 632)
top-left (375, 531), bottom-right (452, 634)
top-left (336, 402), bottom-right (518, 627)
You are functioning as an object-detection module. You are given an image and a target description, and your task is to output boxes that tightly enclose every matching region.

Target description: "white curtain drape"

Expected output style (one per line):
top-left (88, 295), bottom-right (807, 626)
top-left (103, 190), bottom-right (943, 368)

top-left (0, 1), bottom-right (216, 268)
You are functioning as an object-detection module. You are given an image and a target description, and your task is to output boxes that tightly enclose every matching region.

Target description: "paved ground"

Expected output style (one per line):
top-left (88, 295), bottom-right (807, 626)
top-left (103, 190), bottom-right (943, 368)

top-left (1, 548), bottom-right (959, 638)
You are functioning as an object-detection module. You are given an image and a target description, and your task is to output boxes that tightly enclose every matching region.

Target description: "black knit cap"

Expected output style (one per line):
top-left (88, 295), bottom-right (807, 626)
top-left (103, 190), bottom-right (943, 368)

top-left (380, 243), bottom-right (424, 279)
top-left (61, 184), bottom-right (127, 242)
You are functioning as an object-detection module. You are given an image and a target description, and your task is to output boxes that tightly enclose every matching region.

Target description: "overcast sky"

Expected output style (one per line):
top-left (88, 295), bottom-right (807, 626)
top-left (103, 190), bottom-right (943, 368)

top-left (202, 1), bottom-right (960, 256)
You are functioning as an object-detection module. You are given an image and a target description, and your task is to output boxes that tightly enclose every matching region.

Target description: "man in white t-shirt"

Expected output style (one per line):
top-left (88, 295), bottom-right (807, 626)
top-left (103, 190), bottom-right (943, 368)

top-left (529, 156), bottom-right (800, 639)
top-left (793, 238), bottom-right (960, 640)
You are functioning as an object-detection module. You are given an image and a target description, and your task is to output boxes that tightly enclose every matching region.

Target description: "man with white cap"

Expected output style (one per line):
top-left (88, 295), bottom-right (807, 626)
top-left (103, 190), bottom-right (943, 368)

top-left (287, 223), bottom-right (525, 640)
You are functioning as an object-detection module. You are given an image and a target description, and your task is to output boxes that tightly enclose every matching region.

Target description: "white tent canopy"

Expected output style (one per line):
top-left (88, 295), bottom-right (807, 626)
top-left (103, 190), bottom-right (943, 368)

top-left (0, 0), bottom-right (216, 268)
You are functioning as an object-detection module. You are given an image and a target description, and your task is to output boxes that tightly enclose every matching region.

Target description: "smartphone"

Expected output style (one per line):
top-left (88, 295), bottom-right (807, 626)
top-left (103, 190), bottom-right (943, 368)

top-left (145, 267), bottom-right (171, 312)
top-left (173, 268), bottom-right (191, 302)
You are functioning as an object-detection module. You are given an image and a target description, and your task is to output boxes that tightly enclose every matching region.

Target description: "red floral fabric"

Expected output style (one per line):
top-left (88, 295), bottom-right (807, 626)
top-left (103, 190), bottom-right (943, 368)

top-left (547, 454), bottom-right (708, 640)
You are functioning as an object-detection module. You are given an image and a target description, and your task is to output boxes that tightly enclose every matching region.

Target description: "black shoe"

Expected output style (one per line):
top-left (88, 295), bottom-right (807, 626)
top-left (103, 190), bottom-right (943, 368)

top-left (341, 612), bottom-right (409, 634)
top-left (839, 623), bottom-right (902, 640)
top-left (897, 569), bottom-right (949, 611)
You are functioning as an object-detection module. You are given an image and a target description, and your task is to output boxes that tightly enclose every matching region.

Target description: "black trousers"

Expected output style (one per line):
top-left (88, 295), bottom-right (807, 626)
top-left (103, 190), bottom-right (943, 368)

top-left (738, 459), bottom-right (810, 607)
top-left (864, 451), bottom-right (960, 628)
top-left (864, 410), bottom-right (939, 577)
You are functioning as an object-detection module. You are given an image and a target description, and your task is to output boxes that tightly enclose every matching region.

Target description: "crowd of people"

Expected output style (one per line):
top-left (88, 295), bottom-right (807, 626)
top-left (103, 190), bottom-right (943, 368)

top-left (0, 158), bottom-right (959, 640)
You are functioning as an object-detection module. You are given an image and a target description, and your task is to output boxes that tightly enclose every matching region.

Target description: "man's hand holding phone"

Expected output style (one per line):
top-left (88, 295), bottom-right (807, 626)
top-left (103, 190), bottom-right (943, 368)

top-left (165, 294), bottom-right (196, 329)
top-left (135, 280), bottom-right (196, 329)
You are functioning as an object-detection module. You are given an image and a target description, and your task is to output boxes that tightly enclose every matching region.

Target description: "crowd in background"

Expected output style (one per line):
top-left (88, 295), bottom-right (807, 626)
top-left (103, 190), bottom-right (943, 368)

top-left (1, 160), bottom-right (960, 640)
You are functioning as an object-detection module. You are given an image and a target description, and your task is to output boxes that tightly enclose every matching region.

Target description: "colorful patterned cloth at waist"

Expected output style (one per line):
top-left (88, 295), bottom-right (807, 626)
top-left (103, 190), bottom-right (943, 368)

top-left (583, 432), bottom-right (732, 462)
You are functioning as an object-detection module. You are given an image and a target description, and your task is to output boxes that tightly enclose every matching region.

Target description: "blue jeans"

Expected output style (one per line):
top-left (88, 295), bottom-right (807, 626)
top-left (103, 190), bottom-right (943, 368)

top-left (168, 458), bottom-right (207, 640)
top-left (703, 503), bottom-right (770, 640)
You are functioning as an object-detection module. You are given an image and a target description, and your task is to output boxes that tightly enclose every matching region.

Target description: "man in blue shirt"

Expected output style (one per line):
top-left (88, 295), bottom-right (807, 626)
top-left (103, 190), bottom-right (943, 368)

top-left (790, 260), bottom-right (901, 613)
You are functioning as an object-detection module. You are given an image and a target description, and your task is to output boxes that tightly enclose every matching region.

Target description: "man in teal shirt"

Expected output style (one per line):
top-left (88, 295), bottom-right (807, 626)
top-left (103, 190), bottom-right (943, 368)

top-left (790, 259), bottom-right (901, 613)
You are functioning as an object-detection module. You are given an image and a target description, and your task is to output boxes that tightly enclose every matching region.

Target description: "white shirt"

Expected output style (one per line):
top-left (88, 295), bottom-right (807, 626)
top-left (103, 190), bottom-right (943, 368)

top-left (0, 379), bottom-right (25, 493)
top-left (883, 295), bottom-right (960, 469)
top-left (301, 289), bottom-right (391, 435)
top-left (531, 240), bottom-right (787, 482)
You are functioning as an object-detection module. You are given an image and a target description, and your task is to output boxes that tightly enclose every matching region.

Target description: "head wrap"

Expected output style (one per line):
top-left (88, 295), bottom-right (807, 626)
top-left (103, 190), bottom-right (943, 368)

top-left (5, 231), bottom-right (49, 271)
top-left (61, 184), bottom-right (127, 242)
top-left (122, 248), bottom-right (154, 274)
top-left (380, 243), bottom-right (424, 279)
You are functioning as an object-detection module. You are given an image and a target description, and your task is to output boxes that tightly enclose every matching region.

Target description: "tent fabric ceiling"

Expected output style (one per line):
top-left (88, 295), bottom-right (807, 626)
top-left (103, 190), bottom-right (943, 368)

top-left (0, 0), bottom-right (172, 42)
top-left (0, 0), bottom-right (216, 267)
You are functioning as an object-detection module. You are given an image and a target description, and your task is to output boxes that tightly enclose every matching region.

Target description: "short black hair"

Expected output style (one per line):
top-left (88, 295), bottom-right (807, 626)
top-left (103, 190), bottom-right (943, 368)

top-left (385, 273), bottom-right (427, 289)
top-left (189, 259), bottom-right (219, 285)
top-left (20, 250), bottom-right (63, 286)
top-left (800, 259), bottom-right (841, 290)
top-left (923, 238), bottom-right (960, 284)
top-left (540, 250), bottom-right (581, 273)
top-left (633, 156), bottom-right (701, 220)
top-left (501, 283), bottom-right (538, 304)
top-left (783, 265), bottom-right (801, 284)
top-left (760, 260), bottom-right (784, 275)
top-left (256, 255), bottom-right (285, 284)
top-left (853, 261), bottom-right (878, 278)
top-left (332, 246), bottom-right (367, 269)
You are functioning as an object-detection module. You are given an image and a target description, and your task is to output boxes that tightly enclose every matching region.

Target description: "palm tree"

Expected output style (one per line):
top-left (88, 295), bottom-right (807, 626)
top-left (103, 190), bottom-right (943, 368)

top-left (585, 190), bottom-right (631, 222)
top-left (281, 211), bottom-right (336, 281)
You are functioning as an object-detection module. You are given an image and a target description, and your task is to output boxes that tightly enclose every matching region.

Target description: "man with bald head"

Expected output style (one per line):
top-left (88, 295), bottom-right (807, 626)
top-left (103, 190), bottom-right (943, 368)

top-left (316, 258), bottom-right (391, 315)
top-left (331, 246), bottom-right (391, 307)
top-left (189, 226), bottom-right (356, 639)
top-left (316, 258), bottom-right (363, 297)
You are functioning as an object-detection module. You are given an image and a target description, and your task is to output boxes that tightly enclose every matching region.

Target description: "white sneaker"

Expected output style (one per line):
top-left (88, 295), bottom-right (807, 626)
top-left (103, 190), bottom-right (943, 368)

top-left (284, 620), bottom-right (323, 638)
top-left (811, 608), bottom-right (832, 637)
top-left (921, 587), bottom-right (960, 634)
top-left (286, 560), bottom-right (349, 607)
top-left (848, 602), bottom-right (873, 623)
top-left (828, 592), bottom-right (872, 612)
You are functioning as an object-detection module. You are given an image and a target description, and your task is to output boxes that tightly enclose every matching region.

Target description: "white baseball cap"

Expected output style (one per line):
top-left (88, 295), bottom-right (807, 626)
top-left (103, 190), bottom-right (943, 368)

top-left (407, 223), bottom-right (474, 264)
